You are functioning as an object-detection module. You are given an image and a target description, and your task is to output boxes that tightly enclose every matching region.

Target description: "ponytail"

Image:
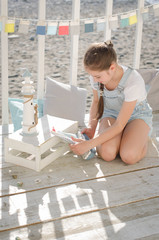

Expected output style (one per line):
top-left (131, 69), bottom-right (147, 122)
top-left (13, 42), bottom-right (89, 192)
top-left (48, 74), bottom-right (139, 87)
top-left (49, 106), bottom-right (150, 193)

top-left (97, 83), bottom-right (104, 120)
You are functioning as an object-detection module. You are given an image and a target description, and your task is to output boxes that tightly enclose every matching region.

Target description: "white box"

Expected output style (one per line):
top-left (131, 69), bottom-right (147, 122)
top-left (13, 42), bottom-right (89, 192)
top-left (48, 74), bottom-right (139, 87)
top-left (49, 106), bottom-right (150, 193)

top-left (5, 115), bottom-right (78, 171)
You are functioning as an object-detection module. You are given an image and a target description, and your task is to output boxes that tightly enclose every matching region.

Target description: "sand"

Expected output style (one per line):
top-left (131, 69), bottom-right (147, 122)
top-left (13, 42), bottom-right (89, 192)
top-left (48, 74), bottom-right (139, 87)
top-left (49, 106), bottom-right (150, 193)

top-left (0, 0), bottom-right (159, 124)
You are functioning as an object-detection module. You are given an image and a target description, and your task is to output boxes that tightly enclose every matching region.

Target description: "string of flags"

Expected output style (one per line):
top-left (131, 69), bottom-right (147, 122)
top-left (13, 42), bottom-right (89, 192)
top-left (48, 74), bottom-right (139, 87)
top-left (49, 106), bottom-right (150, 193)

top-left (0, 3), bottom-right (159, 36)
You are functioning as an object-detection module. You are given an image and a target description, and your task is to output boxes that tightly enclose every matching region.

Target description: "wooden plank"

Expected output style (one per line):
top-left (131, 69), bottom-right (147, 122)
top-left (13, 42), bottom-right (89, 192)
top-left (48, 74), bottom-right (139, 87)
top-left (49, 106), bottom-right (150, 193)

top-left (4, 154), bottom-right (36, 171)
top-left (0, 196), bottom-right (159, 239)
top-left (0, 167), bottom-right (159, 231)
top-left (40, 144), bottom-right (70, 170)
top-left (0, 153), bottom-right (159, 196)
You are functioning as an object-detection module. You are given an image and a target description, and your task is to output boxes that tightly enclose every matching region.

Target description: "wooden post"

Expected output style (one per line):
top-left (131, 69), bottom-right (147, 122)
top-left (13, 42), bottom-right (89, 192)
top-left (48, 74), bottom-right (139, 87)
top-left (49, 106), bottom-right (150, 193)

top-left (1, 0), bottom-right (9, 124)
top-left (104, 0), bottom-right (113, 41)
top-left (69, 0), bottom-right (80, 86)
top-left (133, 0), bottom-right (145, 69)
top-left (37, 0), bottom-right (46, 99)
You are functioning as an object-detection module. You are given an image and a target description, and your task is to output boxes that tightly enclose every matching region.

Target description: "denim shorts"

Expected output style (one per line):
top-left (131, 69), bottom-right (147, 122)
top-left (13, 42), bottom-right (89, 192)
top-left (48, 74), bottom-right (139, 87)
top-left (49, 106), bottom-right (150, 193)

top-left (101, 100), bottom-right (153, 136)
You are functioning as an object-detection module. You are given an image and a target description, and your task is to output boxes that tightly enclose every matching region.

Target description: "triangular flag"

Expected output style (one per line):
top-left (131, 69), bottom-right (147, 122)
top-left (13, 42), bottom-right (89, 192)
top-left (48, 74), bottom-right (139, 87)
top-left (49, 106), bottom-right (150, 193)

top-left (109, 16), bottom-right (119, 29)
top-left (85, 20), bottom-right (94, 33)
top-left (70, 21), bottom-right (80, 35)
top-left (5, 20), bottom-right (15, 33)
top-left (153, 4), bottom-right (159, 17)
top-left (120, 14), bottom-right (129, 28)
top-left (129, 12), bottom-right (137, 25)
top-left (18, 20), bottom-right (29, 34)
top-left (97, 19), bottom-right (105, 32)
top-left (47, 22), bottom-right (57, 35)
top-left (59, 22), bottom-right (69, 35)
top-left (142, 8), bottom-right (149, 21)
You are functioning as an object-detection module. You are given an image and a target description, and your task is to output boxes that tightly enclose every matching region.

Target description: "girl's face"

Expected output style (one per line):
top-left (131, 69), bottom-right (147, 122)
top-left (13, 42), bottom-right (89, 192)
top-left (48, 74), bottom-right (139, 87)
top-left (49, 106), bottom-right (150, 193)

top-left (86, 64), bottom-right (115, 85)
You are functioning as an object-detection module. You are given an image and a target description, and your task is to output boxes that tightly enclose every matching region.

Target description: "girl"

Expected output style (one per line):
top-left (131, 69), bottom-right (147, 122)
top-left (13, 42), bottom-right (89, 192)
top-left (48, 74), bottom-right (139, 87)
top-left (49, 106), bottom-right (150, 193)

top-left (70, 41), bottom-right (152, 164)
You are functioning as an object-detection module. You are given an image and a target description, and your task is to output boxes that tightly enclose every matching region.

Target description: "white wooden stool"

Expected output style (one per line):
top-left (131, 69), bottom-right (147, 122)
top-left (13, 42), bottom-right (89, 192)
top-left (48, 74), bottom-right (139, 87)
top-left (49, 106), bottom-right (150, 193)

top-left (4, 115), bottom-right (78, 171)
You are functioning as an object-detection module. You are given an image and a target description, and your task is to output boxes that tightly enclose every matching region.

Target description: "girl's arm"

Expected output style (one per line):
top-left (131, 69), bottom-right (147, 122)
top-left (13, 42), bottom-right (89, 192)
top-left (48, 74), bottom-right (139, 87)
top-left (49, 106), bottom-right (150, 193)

top-left (82, 89), bottom-right (99, 139)
top-left (70, 100), bottom-right (137, 155)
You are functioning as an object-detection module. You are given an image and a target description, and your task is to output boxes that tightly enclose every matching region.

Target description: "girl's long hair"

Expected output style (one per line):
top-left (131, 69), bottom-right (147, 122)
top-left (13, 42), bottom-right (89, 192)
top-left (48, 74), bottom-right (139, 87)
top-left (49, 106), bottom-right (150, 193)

top-left (97, 83), bottom-right (104, 120)
top-left (84, 41), bottom-right (117, 120)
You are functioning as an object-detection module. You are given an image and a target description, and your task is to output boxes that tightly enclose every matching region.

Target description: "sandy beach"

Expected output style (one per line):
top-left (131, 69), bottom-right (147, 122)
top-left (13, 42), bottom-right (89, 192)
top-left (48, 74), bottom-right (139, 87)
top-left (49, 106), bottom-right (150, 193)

top-left (0, 0), bottom-right (159, 124)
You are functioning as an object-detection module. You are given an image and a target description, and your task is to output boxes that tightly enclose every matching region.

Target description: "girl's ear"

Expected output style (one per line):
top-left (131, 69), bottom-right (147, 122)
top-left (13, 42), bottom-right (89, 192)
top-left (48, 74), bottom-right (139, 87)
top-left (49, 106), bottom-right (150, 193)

top-left (110, 63), bottom-right (116, 71)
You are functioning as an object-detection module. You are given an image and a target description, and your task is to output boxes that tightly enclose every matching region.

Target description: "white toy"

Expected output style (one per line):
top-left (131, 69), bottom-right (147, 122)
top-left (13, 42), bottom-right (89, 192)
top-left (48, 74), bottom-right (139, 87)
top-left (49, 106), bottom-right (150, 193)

top-left (21, 69), bottom-right (38, 135)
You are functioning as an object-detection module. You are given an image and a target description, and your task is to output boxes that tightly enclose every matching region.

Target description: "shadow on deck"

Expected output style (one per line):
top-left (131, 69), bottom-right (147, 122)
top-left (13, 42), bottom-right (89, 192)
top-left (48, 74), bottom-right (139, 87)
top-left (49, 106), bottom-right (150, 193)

top-left (0, 113), bottom-right (159, 240)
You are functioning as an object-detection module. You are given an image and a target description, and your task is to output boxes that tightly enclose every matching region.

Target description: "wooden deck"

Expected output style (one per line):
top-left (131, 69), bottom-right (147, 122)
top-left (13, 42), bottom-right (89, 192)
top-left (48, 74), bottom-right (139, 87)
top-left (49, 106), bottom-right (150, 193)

top-left (0, 114), bottom-right (159, 240)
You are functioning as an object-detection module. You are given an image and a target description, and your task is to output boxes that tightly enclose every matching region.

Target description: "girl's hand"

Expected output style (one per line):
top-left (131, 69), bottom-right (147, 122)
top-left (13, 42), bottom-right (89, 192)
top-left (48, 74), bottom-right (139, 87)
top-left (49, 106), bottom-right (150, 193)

top-left (69, 137), bottom-right (91, 156)
top-left (81, 127), bottom-right (95, 139)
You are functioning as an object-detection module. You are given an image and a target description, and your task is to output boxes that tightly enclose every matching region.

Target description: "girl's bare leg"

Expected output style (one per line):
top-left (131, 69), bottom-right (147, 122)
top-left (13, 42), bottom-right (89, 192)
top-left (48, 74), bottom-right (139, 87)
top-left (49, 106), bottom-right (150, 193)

top-left (97, 117), bottom-right (123, 161)
top-left (120, 119), bottom-right (150, 165)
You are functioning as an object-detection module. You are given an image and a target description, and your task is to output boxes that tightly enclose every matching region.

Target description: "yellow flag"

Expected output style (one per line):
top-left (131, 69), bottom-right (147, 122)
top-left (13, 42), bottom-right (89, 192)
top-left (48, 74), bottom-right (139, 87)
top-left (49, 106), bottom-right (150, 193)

top-left (129, 14), bottom-right (137, 25)
top-left (5, 21), bottom-right (14, 33)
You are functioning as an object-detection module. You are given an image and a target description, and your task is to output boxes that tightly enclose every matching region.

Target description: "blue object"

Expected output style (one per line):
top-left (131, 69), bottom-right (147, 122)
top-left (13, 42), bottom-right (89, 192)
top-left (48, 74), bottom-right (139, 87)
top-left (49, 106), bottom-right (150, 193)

top-left (85, 23), bottom-right (94, 33)
top-left (82, 133), bottom-right (96, 160)
top-left (36, 25), bottom-right (46, 35)
top-left (8, 98), bottom-right (43, 131)
top-left (58, 131), bottom-right (96, 160)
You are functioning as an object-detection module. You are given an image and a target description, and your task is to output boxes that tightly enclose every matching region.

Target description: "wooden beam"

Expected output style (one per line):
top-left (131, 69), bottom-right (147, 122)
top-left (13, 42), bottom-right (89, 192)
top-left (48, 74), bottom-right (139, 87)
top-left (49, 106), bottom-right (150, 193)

top-left (133, 0), bottom-right (145, 69)
top-left (37, 0), bottom-right (46, 99)
top-left (1, 0), bottom-right (9, 124)
top-left (104, 0), bottom-right (113, 41)
top-left (69, 0), bottom-right (80, 86)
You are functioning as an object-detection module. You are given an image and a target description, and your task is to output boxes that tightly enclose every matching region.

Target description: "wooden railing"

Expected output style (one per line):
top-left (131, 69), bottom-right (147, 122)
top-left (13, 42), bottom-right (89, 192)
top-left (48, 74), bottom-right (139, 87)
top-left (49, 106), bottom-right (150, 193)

top-left (0, 0), bottom-right (153, 125)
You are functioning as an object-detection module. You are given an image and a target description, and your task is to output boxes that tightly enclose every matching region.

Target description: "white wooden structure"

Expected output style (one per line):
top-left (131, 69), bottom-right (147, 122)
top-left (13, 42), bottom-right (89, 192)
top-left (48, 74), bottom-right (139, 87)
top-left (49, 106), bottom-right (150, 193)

top-left (1, 0), bottom-right (159, 239)
top-left (5, 115), bottom-right (78, 171)
top-left (1, 0), bottom-right (146, 125)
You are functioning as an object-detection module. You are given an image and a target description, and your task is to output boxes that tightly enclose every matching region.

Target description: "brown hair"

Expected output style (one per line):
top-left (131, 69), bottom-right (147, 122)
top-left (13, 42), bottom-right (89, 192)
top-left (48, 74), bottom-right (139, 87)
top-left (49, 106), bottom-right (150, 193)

top-left (84, 41), bottom-right (117, 120)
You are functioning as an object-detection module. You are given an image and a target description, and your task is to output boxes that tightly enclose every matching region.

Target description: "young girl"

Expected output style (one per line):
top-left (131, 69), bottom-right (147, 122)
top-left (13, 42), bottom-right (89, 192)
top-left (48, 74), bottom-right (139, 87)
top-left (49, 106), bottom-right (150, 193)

top-left (70, 41), bottom-right (152, 164)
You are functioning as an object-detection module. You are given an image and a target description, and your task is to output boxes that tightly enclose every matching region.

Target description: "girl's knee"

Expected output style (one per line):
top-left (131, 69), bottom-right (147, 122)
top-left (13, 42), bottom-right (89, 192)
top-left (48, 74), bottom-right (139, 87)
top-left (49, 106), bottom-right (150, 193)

top-left (97, 145), bottom-right (117, 162)
top-left (120, 149), bottom-right (139, 165)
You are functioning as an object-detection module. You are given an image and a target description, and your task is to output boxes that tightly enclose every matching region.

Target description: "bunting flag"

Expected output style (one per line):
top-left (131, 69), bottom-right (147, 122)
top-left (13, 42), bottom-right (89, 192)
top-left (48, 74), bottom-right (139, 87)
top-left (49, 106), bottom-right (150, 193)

top-left (18, 19), bottom-right (29, 34)
top-left (58, 22), bottom-right (69, 35)
top-left (97, 19), bottom-right (105, 32)
top-left (129, 12), bottom-right (137, 25)
top-left (109, 16), bottom-right (119, 29)
top-left (5, 20), bottom-right (15, 33)
top-left (153, 4), bottom-right (159, 17)
top-left (0, 2), bottom-right (158, 37)
top-left (85, 20), bottom-right (94, 33)
top-left (120, 14), bottom-right (129, 28)
top-left (142, 8), bottom-right (149, 21)
top-left (70, 21), bottom-right (80, 35)
top-left (47, 22), bottom-right (57, 35)
top-left (36, 21), bottom-right (46, 35)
